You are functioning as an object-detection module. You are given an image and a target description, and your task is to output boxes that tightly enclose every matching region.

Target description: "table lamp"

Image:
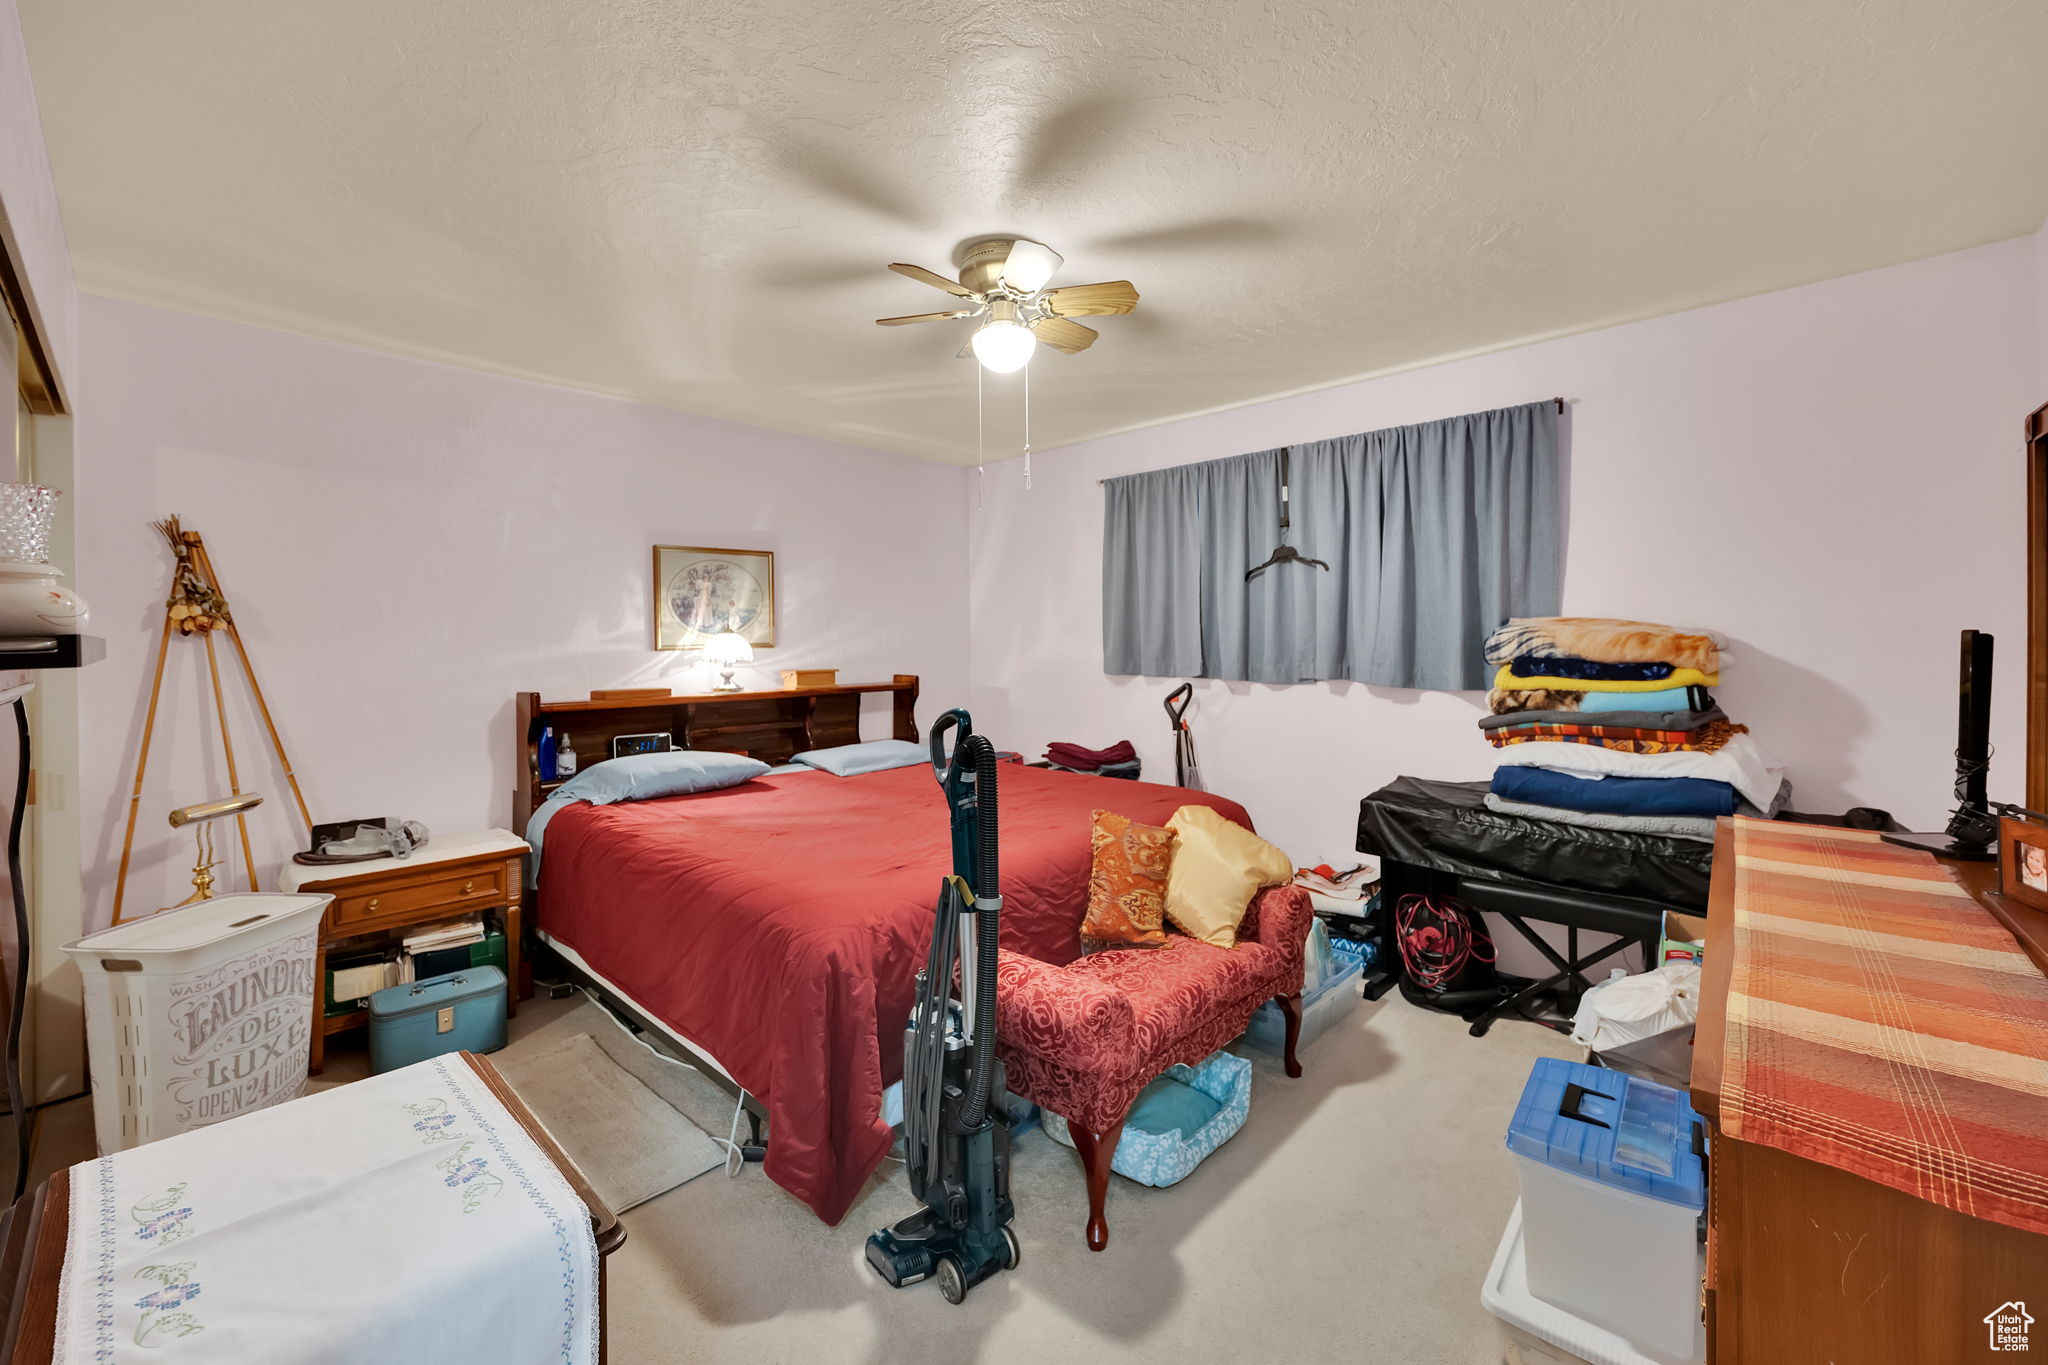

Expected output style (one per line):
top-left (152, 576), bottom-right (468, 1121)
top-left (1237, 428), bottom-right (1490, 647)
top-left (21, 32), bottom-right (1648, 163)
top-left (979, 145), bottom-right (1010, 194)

top-left (704, 631), bottom-right (753, 692)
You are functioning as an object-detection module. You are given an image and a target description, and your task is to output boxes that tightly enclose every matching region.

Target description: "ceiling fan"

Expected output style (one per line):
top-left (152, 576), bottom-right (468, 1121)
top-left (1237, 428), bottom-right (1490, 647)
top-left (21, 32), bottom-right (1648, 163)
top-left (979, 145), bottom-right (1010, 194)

top-left (875, 237), bottom-right (1139, 374)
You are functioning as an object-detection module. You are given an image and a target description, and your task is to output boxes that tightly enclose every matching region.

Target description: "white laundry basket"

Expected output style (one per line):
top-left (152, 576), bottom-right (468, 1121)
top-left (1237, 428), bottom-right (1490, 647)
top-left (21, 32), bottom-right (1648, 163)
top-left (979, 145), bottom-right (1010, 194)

top-left (64, 892), bottom-right (330, 1153)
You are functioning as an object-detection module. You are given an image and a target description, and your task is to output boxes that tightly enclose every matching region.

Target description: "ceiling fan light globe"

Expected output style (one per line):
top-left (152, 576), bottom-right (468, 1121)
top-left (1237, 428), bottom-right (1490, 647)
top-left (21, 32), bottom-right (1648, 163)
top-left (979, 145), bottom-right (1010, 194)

top-left (971, 319), bottom-right (1037, 374)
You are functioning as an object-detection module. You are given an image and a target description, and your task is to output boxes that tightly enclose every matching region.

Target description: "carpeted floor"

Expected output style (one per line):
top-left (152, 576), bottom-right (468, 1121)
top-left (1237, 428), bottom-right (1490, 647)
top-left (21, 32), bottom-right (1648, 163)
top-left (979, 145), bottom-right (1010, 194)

top-left (601, 993), bottom-right (1580, 1365)
top-left (30, 987), bottom-right (1579, 1363)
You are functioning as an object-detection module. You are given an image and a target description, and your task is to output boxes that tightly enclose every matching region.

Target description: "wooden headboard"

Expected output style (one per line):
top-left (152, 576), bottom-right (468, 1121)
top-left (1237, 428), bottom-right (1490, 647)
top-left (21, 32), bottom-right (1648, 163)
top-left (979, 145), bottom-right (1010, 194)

top-left (512, 675), bottom-right (920, 834)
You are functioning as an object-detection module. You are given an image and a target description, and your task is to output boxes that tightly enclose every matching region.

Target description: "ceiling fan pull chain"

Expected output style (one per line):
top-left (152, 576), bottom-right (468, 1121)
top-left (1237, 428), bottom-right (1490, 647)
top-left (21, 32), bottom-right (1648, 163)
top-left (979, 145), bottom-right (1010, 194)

top-left (1024, 362), bottom-right (1032, 490)
top-left (977, 363), bottom-right (987, 510)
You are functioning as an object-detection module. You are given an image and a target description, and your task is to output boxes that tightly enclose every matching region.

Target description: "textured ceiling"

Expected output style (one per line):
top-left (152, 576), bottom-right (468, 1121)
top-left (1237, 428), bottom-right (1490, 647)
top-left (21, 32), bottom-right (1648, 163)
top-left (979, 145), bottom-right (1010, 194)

top-left (21, 0), bottom-right (2048, 463)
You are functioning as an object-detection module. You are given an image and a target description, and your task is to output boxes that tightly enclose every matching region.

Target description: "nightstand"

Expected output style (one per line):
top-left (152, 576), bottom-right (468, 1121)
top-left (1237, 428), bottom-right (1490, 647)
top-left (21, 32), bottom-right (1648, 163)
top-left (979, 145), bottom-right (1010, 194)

top-left (278, 829), bottom-right (529, 1072)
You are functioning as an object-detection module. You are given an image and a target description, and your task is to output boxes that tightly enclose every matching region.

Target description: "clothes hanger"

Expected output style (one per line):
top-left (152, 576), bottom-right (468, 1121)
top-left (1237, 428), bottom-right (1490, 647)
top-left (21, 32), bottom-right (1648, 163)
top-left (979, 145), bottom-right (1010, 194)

top-left (1245, 447), bottom-right (1330, 580)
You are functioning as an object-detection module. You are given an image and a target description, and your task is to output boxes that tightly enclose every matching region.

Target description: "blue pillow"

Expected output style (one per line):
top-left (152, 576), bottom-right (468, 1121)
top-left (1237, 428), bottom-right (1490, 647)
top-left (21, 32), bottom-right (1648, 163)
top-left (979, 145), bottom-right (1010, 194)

top-left (790, 739), bottom-right (929, 777)
top-left (553, 750), bottom-right (770, 805)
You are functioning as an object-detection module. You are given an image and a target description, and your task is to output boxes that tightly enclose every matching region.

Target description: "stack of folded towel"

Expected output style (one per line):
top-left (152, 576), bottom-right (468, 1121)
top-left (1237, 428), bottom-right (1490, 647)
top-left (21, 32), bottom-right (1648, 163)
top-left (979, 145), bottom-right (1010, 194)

top-left (1478, 617), bottom-right (1788, 842)
top-left (1043, 739), bottom-right (1141, 780)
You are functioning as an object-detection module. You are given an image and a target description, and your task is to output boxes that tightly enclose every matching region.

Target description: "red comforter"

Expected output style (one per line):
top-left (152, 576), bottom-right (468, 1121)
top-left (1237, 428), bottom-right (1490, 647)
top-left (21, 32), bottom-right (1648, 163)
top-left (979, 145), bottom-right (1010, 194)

top-left (536, 762), bottom-right (1251, 1224)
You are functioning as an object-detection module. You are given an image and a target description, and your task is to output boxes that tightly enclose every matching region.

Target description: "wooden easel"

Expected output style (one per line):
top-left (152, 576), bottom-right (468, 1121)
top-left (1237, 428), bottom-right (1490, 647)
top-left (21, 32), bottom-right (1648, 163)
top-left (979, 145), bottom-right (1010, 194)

top-left (111, 517), bottom-right (313, 924)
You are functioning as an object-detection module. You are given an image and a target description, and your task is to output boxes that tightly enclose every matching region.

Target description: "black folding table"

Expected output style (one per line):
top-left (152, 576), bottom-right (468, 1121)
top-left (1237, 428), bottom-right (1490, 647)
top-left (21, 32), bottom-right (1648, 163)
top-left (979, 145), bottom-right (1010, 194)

top-left (1355, 776), bottom-right (1713, 1036)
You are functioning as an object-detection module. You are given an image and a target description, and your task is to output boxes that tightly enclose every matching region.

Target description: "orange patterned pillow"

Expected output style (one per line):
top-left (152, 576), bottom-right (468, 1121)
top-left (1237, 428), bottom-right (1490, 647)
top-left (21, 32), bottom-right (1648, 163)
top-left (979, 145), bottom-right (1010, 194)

top-left (1081, 808), bottom-right (1176, 952)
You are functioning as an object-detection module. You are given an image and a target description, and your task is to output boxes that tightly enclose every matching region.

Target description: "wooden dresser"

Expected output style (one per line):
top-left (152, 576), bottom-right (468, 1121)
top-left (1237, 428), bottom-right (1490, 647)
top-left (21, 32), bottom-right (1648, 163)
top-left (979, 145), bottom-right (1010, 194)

top-left (1691, 823), bottom-right (2048, 1364)
top-left (279, 830), bottom-right (529, 1071)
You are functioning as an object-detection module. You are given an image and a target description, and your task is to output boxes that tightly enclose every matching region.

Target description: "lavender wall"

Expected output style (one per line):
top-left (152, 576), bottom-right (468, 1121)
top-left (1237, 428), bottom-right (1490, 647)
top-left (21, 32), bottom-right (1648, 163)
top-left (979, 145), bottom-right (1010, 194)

top-left (74, 297), bottom-right (970, 925)
top-left (2038, 218), bottom-right (2048, 393)
top-left (966, 237), bottom-right (2040, 869)
top-left (64, 234), bottom-right (2048, 929)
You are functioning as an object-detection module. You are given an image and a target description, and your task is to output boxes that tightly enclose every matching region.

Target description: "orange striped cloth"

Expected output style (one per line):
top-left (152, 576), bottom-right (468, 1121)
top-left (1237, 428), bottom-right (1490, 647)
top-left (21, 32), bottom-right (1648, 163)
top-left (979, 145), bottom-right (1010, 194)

top-left (1723, 819), bottom-right (2048, 1233)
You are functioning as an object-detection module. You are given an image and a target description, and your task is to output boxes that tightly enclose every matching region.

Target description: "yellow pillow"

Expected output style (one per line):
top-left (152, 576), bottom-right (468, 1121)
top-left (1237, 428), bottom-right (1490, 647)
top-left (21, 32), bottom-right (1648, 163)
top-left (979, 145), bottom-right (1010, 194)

top-left (1163, 805), bottom-right (1292, 948)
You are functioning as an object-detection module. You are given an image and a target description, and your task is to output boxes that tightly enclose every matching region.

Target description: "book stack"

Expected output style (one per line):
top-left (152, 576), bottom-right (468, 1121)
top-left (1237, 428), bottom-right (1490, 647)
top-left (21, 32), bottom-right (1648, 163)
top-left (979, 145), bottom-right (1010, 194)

top-left (326, 950), bottom-right (400, 1015)
top-left (401, 917), bottom-right (489, 982)
top-left (1291, 862), bottom-right (1380, 919)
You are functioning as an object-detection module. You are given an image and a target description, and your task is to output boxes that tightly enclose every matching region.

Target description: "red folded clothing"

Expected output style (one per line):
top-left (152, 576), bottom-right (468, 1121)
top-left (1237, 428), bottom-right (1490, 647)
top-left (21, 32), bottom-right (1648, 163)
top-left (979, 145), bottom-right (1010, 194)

top-left (1044, 739), bottom-right (1137, 770)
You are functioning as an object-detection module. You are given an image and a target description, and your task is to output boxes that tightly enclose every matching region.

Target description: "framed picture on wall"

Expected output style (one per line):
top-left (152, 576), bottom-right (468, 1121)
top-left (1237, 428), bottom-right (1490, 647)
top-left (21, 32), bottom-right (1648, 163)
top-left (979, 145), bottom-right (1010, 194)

top-left (2001, 816), bottom-right (2048, 913)
top-left (653, 545), bottom-right (776, 651)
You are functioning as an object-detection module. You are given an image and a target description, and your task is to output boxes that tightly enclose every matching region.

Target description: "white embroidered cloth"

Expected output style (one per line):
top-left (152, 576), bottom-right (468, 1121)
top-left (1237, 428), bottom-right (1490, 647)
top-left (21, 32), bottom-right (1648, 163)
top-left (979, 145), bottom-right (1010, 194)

top-left (54, 1055), bottom-right (598, 1365)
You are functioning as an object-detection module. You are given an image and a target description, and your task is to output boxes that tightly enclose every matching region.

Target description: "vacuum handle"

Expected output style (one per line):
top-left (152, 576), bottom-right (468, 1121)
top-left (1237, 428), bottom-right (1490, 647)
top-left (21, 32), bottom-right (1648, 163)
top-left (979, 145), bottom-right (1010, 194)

top-left (1164, 683), bottom-right (1192, 729)
top-left (929, 709), bottom-right (971, 784)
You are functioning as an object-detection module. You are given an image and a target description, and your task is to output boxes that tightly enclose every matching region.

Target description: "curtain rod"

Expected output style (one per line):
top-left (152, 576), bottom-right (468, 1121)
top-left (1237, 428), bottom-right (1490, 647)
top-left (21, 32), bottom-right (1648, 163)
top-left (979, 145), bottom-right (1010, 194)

top-left (1093, 398), bottom-right (1567, 485)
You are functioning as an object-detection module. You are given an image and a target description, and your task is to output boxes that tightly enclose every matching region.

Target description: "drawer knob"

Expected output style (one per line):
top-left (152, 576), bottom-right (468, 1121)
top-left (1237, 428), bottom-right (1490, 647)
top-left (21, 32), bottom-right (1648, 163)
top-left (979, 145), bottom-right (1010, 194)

top-left (462, 880), bottom-right (475, 894)
top-left (367, 898), bottom-right (380, 912)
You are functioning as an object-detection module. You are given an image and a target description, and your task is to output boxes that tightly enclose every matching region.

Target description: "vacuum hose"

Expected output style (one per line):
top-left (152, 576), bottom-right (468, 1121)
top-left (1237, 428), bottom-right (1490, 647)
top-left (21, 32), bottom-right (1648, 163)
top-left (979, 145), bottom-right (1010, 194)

top-left (959, 733), bottom-right (1000, 1130)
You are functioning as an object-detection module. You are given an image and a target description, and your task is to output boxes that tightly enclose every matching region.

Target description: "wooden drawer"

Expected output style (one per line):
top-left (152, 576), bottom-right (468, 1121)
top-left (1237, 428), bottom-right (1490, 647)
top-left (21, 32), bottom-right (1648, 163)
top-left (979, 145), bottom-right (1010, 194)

top-left (326, 862), bottom-right (508, 932)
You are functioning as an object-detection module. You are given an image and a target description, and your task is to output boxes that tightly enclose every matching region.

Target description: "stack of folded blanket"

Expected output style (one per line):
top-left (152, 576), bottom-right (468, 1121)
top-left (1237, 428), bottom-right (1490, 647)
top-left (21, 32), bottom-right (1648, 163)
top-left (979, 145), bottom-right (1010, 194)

top-left (1043, 739), bottom-right (1141, 780)
top-left (1478, 617), bottom-right (1788, 842)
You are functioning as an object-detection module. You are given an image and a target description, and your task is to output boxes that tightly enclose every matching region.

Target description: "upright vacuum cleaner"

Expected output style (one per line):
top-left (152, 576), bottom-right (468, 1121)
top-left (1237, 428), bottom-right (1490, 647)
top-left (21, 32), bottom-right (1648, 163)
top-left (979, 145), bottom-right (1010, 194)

top-left (866, 709), bottom-right (1019, 1304)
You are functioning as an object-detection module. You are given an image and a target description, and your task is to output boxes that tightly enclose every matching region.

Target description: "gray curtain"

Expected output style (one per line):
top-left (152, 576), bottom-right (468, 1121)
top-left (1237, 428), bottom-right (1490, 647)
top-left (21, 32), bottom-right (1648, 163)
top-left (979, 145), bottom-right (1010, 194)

top-left (1102, 401), bottom-right (1560, 690)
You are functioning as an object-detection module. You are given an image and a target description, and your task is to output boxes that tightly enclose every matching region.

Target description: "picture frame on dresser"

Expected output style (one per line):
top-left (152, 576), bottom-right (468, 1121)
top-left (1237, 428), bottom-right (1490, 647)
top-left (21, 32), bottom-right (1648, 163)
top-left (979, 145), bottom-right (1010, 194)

top-left (2000, 815), bottom-right (2048, 911)
top-left (653, 544), bottom-right (775, 651)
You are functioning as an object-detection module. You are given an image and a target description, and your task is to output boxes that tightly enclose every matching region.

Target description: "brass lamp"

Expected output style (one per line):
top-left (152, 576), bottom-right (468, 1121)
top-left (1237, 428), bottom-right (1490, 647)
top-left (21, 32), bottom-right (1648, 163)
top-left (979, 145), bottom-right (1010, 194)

top-left (166, 793), bottom-right (263, 908)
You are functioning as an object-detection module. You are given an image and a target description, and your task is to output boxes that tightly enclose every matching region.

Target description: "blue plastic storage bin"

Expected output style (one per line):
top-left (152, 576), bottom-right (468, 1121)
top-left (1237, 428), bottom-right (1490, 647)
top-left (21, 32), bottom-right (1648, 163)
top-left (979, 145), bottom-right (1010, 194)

top-left (1506, 1057), bottom-right (1704, 1209)
top-left (1506, 1057), bottom-right (1706, 1363)
top-left (367, 966), bottom-right (507, 1074)
top-left (1328, 935), bottom-right (1377, 974)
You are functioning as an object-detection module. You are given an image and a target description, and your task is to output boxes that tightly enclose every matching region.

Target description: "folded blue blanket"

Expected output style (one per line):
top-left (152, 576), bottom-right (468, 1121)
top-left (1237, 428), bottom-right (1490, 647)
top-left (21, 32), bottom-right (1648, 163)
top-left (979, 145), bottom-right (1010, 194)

top-left (1578, 686), bottom-right (1711, 715)
top-left (1490, 764), bottom-right (1737, 818)
top-left (1509, 655), bottom-right (1675, 682)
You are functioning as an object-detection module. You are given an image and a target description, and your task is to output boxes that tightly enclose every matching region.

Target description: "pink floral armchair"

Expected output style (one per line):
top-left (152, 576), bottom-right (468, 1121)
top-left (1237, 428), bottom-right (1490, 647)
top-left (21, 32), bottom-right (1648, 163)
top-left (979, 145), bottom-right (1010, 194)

top-left (995, 884), bottom-right (1316, 1250)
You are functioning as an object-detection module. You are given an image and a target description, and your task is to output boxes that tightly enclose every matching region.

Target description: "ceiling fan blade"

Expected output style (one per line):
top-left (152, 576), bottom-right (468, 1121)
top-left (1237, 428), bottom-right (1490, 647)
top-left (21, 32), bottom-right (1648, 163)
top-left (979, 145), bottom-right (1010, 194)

top-left (999, 240), bottom-right (1064, 295)
top-left (1040, 280), bottom-right (1139, 317)
top-left (1087, 216), bottom-right (1280, 253)
top-left (1031, 316), bottom-right (1098, 354)
top-left (888, 263), bottom-right (978, 299)
top-left (875, 309), bottom-right (976, 326)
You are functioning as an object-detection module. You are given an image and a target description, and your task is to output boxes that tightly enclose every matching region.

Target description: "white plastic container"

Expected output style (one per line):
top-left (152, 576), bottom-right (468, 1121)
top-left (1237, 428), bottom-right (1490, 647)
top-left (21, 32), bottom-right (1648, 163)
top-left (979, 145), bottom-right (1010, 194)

top-left (1506, 1059), bottom-right (1705, 1365)
top-left (64, 892), bottom-right (330, 1153)
top-left (1481, 1202), bottom-right (1701, 1365)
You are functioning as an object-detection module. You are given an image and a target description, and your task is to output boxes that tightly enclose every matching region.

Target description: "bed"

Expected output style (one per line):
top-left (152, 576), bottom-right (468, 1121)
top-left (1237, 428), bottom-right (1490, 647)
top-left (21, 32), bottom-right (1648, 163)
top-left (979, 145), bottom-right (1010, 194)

top-left (514, 679), bottom-right (1251, 1223)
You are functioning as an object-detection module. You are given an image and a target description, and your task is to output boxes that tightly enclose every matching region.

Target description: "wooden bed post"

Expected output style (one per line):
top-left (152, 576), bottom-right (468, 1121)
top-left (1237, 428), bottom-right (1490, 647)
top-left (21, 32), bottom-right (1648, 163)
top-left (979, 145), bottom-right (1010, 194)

top-left (892, 674), bottom-right (920, 743)
top-left (513, 691), bottom-right (543, 836)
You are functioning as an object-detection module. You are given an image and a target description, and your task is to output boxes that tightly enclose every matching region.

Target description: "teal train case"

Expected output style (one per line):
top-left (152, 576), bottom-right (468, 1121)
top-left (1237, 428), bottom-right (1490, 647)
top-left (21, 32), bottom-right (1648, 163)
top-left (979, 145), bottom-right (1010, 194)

top-left (367, 966), bottom-right (507, 1074)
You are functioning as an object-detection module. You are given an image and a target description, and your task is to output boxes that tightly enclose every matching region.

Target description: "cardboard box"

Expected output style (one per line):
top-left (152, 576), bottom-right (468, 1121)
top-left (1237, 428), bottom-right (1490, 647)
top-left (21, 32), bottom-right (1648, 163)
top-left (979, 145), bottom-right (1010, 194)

top-left (1660, 910), bottom-right (1708, 967)
top-left (781, 669), bottom-right (837, 689)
